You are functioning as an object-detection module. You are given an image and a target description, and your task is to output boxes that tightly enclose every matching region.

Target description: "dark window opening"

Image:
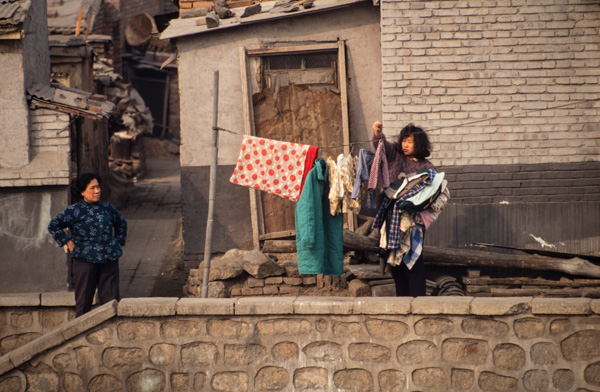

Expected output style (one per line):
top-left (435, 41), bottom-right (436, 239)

top-left (263, 51), bottom-right (337, 71)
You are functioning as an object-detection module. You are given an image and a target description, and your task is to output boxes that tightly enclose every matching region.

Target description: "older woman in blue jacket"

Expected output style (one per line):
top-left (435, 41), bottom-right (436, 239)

top-left (48, 173), bottom-right (127, 317)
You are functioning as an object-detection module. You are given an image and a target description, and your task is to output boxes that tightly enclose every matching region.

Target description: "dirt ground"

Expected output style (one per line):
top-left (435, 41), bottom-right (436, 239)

top-left (139, 137), bottom-right (189, 297)
top-left (151, 221), bottom-right (187, 297)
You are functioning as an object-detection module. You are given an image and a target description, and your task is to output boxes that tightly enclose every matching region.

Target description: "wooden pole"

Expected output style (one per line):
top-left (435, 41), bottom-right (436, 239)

top-left (160, 73), bottom-right (171, 140)
top-left (75, 9), bottom-right (83, 36)
top-left (201, 71), bottom-right (220, 298)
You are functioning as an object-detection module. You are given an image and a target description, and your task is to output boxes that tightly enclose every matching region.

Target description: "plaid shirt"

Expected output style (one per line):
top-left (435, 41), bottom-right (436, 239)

top-left (373, 168), bottom-right (437, 249)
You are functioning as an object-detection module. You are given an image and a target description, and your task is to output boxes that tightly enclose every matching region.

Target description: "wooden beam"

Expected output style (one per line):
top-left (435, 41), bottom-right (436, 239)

top-left (247, 42), bottom-right (339, 56)
top-left (259, 230), bottom-right (296, 241)
top-left (240, 46), bottom-right (261, 249)
top-left (262, 240), bottom-right (297, 253)
top-left (422, 246), bottom-right (600, 279)
top-left (338, 40), bottom-right (355, 232)
top-left (30, 99), bottom-right (104, 120)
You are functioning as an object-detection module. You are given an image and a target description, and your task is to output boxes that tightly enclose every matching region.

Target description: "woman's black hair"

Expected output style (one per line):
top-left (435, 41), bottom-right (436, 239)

top-left (397, 123), bottom-right (432, 159)
top-left (75, 173), bottom-right (101, 196)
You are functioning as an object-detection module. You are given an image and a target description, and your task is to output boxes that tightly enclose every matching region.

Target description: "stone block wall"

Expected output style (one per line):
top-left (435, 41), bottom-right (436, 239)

top-left (0, 293), bottom-right (75, 357)
top-left (380, 0), bottom-right (600, 167)
top-left (2, 296), bottom-right (600, 391)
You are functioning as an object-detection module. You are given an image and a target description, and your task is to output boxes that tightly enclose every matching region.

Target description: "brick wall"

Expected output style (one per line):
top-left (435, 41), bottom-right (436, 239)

top-left (442, 161), bottom-right (600, 204)
top-left (30, 109), bottom-right (71, 156)
top-left (0, 108), bottom-right (70, 187)
top-left (380, 0), bottom-right (600, 167)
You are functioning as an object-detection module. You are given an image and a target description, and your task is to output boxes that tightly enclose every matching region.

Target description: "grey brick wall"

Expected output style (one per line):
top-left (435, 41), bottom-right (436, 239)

top-left (441, 161), bottom-right (600, 204)
top-left (30, 109), bottom-right (70, 155)
top-left (0, 108), bottom-right (70, 187)
top-left (380, 0), bottom-right (600, 167)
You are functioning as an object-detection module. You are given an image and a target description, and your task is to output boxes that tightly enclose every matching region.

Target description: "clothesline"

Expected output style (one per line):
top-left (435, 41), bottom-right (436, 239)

top-left (215, 96), bottom-right (600, 150)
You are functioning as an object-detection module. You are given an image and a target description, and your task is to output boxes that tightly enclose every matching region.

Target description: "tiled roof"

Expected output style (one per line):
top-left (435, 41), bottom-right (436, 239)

top-left (0, 0), bottom-right (30, 30)
top-left (46, 0), bottom-right (101, 34)
top-left (161, 0), bottom-right (368, 40)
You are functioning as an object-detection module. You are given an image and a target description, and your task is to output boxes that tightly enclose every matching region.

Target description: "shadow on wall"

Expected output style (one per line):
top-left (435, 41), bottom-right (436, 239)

top-left (180, 167), bottom-right (254, 257)
top-left (0, 189), bottom-right (67, 292)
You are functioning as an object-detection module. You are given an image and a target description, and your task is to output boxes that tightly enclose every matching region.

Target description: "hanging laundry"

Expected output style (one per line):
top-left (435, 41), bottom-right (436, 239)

top-left (327, 154), bottom-right (361, 216)
top-left (367, 139), bottom-right (390, 190)
top-left (340, 154), bottom-right (361, 214)
top-left (327, 156), bottom-right (343, 215)
top-left (351, 149), bottom-right (377, 209)
top-left (230, 135), bottom-right (315, 201)
top-left (301, 145), bottom-right (319, 192)
top-left (295, 158), bottom-right (343, 276)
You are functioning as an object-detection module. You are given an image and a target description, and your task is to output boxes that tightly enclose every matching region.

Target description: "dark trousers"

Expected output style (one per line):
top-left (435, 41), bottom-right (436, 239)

top-left (72, 258), bottom-right (120, 317)
top-left (390, 257), bottom-right (426, 297)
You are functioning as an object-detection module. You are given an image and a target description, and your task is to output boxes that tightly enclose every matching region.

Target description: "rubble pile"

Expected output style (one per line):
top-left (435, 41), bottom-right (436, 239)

top-left (90, 42), bottom-right (154, 183)
top-left (104, 81), bottom-right (154, 181)
top-left (185, 236), bottom-right (468, 298)
top-left (185, 249), bottom-right (345, 298)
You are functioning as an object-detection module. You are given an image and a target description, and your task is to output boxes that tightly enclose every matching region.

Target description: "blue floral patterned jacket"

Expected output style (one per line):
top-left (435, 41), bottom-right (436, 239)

top-left (48, 201), bottom-right (127, 263)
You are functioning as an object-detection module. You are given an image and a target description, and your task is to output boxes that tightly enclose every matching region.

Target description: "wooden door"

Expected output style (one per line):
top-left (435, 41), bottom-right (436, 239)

top-left (252, 50), bottom-right (345, 236)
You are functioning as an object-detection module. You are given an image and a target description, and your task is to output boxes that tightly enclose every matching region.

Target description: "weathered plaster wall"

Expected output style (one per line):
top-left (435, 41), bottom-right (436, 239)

top-left (0, 186), bottom-right (69, 293)
top-left (0, 106), bottom-right (72, 292)
top-left (21, 0), bottom-right (50, 90)
top-left (178, 3), bottom-right (380, 167)
top-left (0, 108), bottom-right (70, 187)
top-left (2, 296), bottom-right (600, 391)
top-left (379, 0), bottom-right (600, 254)
top-left (177, 3), bottom-right (381, 257)
top-left (0, 45), bottom-right (30, 168)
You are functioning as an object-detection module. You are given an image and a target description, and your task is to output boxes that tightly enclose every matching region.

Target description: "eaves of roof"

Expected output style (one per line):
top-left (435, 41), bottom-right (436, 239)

top-left (0, 0), bottom-right (31, 32)
top-left (161, 0), bottom-right (368, 40)
top-left (28, 83), bottom-right (114, 119)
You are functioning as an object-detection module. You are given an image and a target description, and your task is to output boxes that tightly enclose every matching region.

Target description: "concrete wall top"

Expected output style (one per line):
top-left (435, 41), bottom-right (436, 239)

top-left (2, 293), bottom-right (599, 316)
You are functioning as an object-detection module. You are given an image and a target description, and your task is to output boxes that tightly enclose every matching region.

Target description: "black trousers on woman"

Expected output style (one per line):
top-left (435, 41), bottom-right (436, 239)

top-left (390, 257), bottom-right (426, 297)
top-left (72, 258), bottom-right (120, 317)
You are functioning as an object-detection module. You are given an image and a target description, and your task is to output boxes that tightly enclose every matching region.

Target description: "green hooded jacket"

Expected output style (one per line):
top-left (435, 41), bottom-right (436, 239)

top-left (295, 158), bottom-right (343, 275)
